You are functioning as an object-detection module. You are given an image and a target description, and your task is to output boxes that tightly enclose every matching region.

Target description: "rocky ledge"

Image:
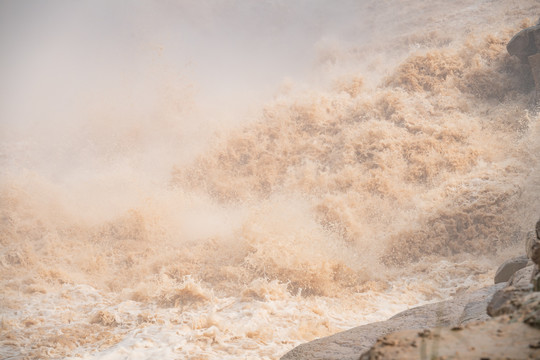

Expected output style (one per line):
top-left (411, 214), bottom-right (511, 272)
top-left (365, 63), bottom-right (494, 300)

top-left (281, 219), bottom-right (540, 360)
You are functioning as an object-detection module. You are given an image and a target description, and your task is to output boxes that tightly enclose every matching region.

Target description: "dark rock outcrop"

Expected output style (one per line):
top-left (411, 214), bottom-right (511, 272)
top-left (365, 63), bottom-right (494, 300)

top-left (526, 227), bottom-right (540, 266)
top-left (494, 254), bottom-right (530, 283)
top-left (507, 23), bottom-right (540, 101)
top-left (507, 24), bottom-right (540, 63)
top-left (527, 219), bottom-right (540, 290)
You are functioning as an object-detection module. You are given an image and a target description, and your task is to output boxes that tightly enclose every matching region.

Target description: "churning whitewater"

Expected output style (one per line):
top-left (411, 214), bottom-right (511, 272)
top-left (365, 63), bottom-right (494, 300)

top-left (1, 0), bottom-right (540, 359)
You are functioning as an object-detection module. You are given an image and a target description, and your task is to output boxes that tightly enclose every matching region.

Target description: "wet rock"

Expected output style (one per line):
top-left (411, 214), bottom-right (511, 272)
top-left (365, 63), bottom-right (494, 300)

top-left (526, 226), bottom-right (540, 266)
top-left (458, 284), bottom-right (504, 325)
top-left (530, 54), bottom-right (540, 101)
top-left (514, 292), bottom-right (540, 329)
top-left (490, 291), bottom-right (540, 328)
top-left (487, 266), bottom-right (533, 317)
top-left (508, 25), bottom-right (540, 101)
top-left (487, 286), bottom-right (527, 317)
top-left (507, 24), bottom-right (540, 63)
top-left (494, 255), bottom-right (530, 284)
top-left (527, 219), bottom-right (540, 290)
top-left (509, 265), bottom-right (535, 289)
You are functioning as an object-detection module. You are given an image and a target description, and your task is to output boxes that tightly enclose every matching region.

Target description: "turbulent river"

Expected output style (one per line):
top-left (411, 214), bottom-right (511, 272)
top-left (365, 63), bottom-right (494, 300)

top-left (1, 1), bottom-right (540, 359)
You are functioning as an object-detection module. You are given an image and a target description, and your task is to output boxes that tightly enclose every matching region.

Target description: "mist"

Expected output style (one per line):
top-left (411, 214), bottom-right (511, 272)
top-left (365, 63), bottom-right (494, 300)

top-left (0, 0), bottom-right (372, 179)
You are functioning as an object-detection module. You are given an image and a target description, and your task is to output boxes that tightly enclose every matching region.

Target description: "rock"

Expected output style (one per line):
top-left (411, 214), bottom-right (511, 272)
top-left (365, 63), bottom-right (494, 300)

top-left (361, 277), bottom-right (540, 360)
top-left (527, 221), bottom-right (540, 265)
top-left (361, 264), bottom-right (540, 360)
top-left (520, 292), bottom-right (540, 329)
top-left (507, 25), bottom-right (540, 101)
top-left (280, 285), bottom-right (503, 360)
top-left (509, 265), bottom-right (535, 289)
top-left (526, 219), bottom-right (540, 290)
top-left (507, 24), bottom-right (540, 63)
top-left (494, 255), bottom-right (530, 284)
top-left (458, 286), bottom-right (502, 325)
top-left (533, 271), bottom-right (540, 292)
top-left (487, 286), bottom-right (526, 317)
top-left (358, 316), bottom-right (540, 360)
top-left (487, 266), bottom-right (533, 317)
top-left (530, 54), bottom-right (540, 101)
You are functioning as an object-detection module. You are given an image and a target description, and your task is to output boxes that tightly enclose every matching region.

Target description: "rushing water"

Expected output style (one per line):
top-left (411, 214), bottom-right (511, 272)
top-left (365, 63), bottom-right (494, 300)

top-left (1, 1), bottom-right (540, 359)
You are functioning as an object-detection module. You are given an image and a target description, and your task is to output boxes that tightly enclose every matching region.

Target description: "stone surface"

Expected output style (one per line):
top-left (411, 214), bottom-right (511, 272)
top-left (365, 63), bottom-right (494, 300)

top-left (526, 219), bottom-right (540, 290)
top-left (507, 24), bottom-right (540, 101)
top-left (494, 254), bottom-right (530, 283)
top-left (519, 292), bottom-right (540, 329)
top-left (530, 53), bottom-right (540, 100)
top-left (527, 229), bottom-right (540, 266)
top-left (458, 296), bottom-right (493, 325)
top-left (358, 317), bottom-right (540, 360)
top-left (487, 286), bottom-right (527, 317)
top-left (507, 24), bottom-right (540, 62)
top-left (509, 264), bottom-right (535, 289)
top-left (360, 278), bottom-right (540, 359)
top-left (487, 266), bottom-right (533, 317)
top-left (280, 284), bottom-right (503, 360)
top-left (360, 278), bottom-right (540, 360)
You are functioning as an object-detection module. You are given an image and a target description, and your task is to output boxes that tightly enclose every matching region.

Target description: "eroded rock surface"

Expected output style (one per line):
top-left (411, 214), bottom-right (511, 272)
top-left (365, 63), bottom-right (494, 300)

top-left (494, 255), bottom-right (530, 283)
top-left (359, 318), bottom-right (540, 360)
top-left (507, 24), bottom-right (540, 62)
top-left (361, 218), bottom-right (540, 359)
top-left (362, 290), bottom-right (540, 359)
top-left (507, 22), bottom-right (540, 101)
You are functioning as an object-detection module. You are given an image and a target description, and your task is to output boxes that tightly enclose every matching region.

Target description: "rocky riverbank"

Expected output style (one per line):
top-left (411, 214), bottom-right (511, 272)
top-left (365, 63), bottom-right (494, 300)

top-left (281, 220), bottom-right (540, 360)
